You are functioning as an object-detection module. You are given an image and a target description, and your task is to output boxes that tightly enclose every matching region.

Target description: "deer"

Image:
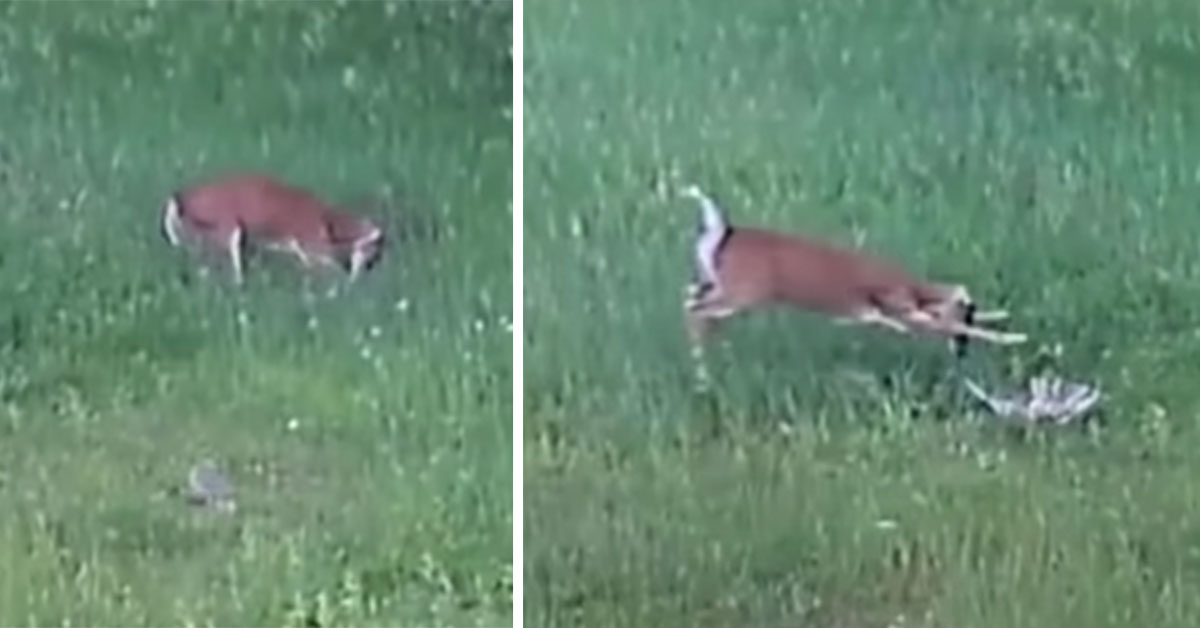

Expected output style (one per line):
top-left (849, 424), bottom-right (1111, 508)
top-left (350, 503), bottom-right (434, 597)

top-left (161, 173), bottom-right (384, 286)
top-left (679, 185), bottom-right (1027, 379)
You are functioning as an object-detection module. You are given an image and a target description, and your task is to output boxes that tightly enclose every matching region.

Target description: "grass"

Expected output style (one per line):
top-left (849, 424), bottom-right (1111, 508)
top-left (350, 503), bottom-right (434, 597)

top-left (0, 2), bottom-right (511, 626)
top-left (524, 0), bottom-right (1200, 625)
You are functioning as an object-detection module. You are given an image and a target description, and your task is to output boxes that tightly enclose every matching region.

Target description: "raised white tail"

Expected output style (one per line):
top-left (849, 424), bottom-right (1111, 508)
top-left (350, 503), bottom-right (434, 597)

top-left (680, 184), bottom-right (730, 293)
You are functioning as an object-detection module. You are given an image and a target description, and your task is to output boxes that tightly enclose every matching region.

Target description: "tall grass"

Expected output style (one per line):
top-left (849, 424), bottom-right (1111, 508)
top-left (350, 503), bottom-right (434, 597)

top-left (0, 2), bottom-right (511, 626)
top-left (525, 0), bottom-right (1200, 625)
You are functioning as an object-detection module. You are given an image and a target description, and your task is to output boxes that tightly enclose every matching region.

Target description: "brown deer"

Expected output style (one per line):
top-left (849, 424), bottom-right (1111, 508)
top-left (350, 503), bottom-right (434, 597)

top-left (161, 173), bottom-right (383, 285)
top-left (681, 185), bottom-right (1026, 371)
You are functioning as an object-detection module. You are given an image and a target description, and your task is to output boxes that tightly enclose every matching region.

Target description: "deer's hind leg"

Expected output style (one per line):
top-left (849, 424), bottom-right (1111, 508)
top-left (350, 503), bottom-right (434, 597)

top-left (683, 284), bottom-right (744, 390)
top-left (226, 227), bottom-right (246, 285)
top-left (183, 222), bottom-right (246, 285)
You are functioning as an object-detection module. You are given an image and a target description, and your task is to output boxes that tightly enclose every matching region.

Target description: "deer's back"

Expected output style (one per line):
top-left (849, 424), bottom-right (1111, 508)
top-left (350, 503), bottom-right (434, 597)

top-left (179, 174), bottom-right (332, 242)
top-left (721, 228), bottom-right (921, 313)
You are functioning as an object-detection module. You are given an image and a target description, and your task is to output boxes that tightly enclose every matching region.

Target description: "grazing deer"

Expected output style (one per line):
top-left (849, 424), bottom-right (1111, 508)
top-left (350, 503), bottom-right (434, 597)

top-left (161, 173), bottom-right (384, 285)
top-left (680, 185), bottom-right (1026, 373)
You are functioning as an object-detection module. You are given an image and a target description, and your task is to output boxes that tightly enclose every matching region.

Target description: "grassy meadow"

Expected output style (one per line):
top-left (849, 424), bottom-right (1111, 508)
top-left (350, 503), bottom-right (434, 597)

top-left (525, 0), bottom-right (1200, 625)
top-left (0, 2), bottom-right (511, 626)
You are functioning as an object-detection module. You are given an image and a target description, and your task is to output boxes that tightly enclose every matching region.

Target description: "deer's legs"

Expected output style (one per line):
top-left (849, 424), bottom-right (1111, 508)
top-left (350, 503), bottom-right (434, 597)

top-left (837, 308), bottom-right (912, 334)
top-left (685, 284), bottom-right (740, 333)
top-left (900, 309), bottom-right (1027, 345)
top-left (285, 240), bottom-right (314, 268)
top-left (684, 284), bottom-right (742, 389)
top-left (226, 227), bottom-right (246, 285)
top-left (972, 309), bottom-right (1009, 322)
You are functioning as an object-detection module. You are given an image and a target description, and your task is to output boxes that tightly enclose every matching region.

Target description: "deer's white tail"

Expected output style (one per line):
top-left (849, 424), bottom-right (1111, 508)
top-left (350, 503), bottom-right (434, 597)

top-left (161, 195), bottom-right (185, 246)
top-left (680, 185), bottom-right (730, 288)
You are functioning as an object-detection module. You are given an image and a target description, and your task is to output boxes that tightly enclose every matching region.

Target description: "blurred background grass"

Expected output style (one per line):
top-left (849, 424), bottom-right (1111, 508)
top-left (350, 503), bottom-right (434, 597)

top-left (525, 0), bottom-right (1200, 625)
top-left (0, 2), bottom-right (510, 626)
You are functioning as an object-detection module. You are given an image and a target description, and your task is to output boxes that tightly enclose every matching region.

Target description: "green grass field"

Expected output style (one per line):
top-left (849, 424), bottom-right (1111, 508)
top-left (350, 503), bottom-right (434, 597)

top-left (525, 0), bottom-right (1200, 625)
top-left (0, 2), bottom-right (510, 626)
